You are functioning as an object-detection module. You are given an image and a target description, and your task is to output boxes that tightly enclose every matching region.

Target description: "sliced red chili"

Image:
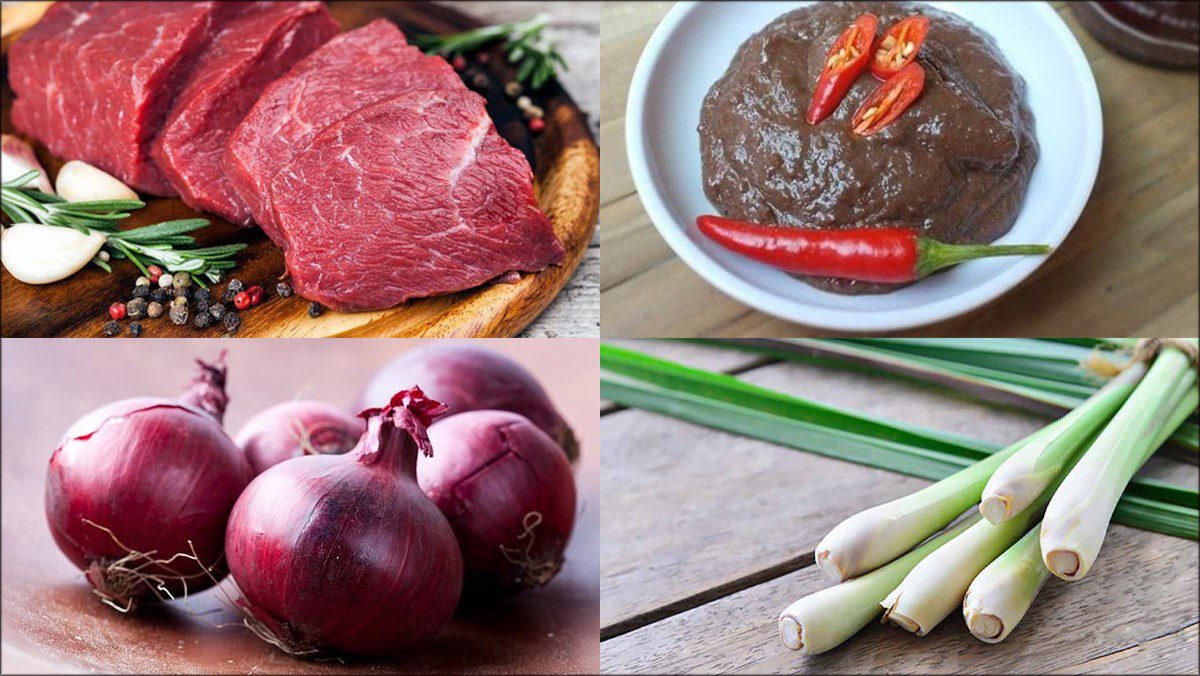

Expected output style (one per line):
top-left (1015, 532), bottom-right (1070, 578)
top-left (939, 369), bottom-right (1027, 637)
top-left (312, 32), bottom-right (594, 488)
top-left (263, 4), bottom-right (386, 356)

top-left (870, 15), bottom-right (929, 80)
top-left (696, 215), bottom-right (1051, 283)
top-left (850, 62), bottom-right (924, 136)
top-left (806, 13), bottom-right (878, 125)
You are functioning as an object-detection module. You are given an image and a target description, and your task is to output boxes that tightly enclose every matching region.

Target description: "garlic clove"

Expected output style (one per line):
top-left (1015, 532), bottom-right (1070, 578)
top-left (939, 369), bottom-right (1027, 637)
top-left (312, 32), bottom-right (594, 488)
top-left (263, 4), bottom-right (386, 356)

top-left (1, 134), bottom-right (54, 194)
top-left (1, 222), bottom-right (106, 284)
top-left (55, 160), bottom-right (138, 202)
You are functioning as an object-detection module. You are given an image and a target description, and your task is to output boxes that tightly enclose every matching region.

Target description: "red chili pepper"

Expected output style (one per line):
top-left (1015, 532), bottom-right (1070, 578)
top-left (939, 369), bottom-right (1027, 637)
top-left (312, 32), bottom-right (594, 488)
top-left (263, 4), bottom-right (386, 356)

top-left (696, 215), bottom-right (1052, 283)
top-left (108, 302), bottom-right (127, 320)
top-left (247, 285), bottom-right (264, 306)
top-left (870, 16), bottom-right (929, 80)
top-left (806, 13), bottom-right (878, 125)
top-left (851, 62), bottom-right (924, 135)
top-left (233, 291), bottom-right (251, 311)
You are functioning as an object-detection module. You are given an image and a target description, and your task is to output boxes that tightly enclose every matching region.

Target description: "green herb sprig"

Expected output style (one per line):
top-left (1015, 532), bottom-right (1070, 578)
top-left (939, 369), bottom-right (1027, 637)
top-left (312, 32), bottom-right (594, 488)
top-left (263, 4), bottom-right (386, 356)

top-left (1, 170), bottom-right (244, 287)
top-left (413, 14), bottom-right (568, 90)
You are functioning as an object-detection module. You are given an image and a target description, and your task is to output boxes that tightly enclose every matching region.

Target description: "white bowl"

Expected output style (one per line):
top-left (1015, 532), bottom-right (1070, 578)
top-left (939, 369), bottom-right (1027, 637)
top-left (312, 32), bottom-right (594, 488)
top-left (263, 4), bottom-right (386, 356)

top-left (625, 1), bottom-right (1101, 333)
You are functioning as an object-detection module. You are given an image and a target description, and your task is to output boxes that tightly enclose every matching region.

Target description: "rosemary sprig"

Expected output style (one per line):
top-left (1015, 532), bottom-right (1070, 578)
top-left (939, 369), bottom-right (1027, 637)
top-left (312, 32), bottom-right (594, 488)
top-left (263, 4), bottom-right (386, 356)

top-left (413, 14), bottom-right (568, 90)
top-left (1, 170), bottom-right (245, 286)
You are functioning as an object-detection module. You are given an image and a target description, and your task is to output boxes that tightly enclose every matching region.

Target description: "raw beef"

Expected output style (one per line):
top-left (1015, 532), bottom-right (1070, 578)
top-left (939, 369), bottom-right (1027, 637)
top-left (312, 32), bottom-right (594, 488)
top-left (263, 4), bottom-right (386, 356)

top-left (150, 2), bottom-right (338, 225)
top-left (268, 90), bottom-right (566, 312)
top-left (224, 19), bottom-right (460, 238)
top-left (8, 2), bottom-right (230, 195)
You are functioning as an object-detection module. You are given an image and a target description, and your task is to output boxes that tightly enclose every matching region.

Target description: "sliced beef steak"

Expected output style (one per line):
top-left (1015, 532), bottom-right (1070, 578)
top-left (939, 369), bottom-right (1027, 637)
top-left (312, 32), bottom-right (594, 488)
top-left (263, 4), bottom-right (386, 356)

top-left (8, 2), bottom-right (230, 195)
top-left (225, 19), bottom-right (460, 237)
top-left (269, 90), bottom-right (566, 312)
top-left (150, 2), bottom-right (338, 225)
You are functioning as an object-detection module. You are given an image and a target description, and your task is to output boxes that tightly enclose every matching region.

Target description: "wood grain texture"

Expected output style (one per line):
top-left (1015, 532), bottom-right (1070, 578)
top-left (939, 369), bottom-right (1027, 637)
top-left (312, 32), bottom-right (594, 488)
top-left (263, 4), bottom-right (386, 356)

top-left (599, 340), bottom-right (1200, 673)
top-left (598, 2), bottom-right (1199, 337)
top-left (0, 338), bottom-right (600, 674)
top-left (0, 1), bottom-right (600, 338)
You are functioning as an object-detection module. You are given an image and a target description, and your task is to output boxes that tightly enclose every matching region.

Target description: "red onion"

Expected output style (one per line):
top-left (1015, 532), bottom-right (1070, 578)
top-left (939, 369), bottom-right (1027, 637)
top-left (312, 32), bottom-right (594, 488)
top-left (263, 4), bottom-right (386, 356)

top-left (45, 355), bottom-right (250, 612)
top-left (356, 344), bottom-right (579, 462)
top-left (225, 388), bottom-right (463, 657)
top-left (422, 410), bottom-right (576, 595)
top-left (234, 400), bottom-right (363, 475)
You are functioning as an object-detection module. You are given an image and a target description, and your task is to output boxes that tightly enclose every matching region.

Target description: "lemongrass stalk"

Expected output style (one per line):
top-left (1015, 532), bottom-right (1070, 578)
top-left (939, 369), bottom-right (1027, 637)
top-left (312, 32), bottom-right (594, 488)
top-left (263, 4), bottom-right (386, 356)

top-left (979, 363), bottom-right (1147, 524)
top-left (779, 517), bottom-right (977, 655)
top-left (815, 421), bottom-right (1066, 582)
top-left (962, 525), bottom-right (1048, 643)
top-left (1041, 346), bottom-right (1198, 581)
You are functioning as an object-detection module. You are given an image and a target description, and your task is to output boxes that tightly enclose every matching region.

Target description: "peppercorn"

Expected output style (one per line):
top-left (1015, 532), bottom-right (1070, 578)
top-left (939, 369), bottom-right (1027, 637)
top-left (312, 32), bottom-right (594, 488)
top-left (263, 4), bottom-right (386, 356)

top-left (147, 265), bottom-right (164, 283)
top-left (471, 71), bottom-right (489, 89)
top-left (276, 282), bottom-right (293, 298)
top-left (135, 276), bottom-right (150, 287)
top-left (169, 304), bottom-right (188, 325)
top-left (476, 52), bottom-right (490, 65)
top-left (247, 285), bottom-right (264, 306)
top-left (159, 273), bottom-right (174, 289)
top-left (127, 297), bottom-right (148, 320)
top-left (194, 287), bottom-right (211, 303)
top-left (129, 322), bottom-right (143, 337)
top-left (517, 95), bottom-right (533, 111)
top-left (529, 117), bottom-right (546, 134)
top-left (209, 303), bottom-right (227, 320)
top-left (232, 291), bottom-right (249, 310)
top-left (505, 81), bottom-right (523, 98)
top-left (103, 320), bottom-right (121, 337)
top-left (172, 295), bottom-right (188, 308)
top-left (223, 310), bottom-right (241, 334)
top-left (173, 273), bottom-right (192, 289)
top-left (451, 54), bottom-right (467, 71)
top-left (98, 250), bottom-right (111, 263)
top-left (150, 287), bottom-right (169, 304)
top-left (227, 278), bottom-right (244, 293)
top-left (307, 301), bottom-right (324, 318)
top-left (524, 104), bottom-right (545, 120)
top-left (195, 298), bottom-right (209, 315)
top-left (221, 288), bottom-right (236, 303)
top-left (194, 311), bottom-right (213, 329)
top-left (174, 285), bottom-right (191, 300)
top-left (108, 302), bottom-right (127, 320)
top-left (147, 301), bottom-right (164, 318)
top-left (131, 284), bottom-right (151, 300)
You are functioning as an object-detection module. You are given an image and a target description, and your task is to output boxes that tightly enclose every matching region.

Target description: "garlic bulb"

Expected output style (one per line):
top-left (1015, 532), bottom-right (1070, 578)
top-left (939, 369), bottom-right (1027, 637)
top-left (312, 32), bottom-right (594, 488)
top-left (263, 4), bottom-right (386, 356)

top-left (1, 223), bottom-right (105, 284)
top-left (55, 160), bottom-right (138, 202)
top-left (1, 134), bottom-right (54, 194)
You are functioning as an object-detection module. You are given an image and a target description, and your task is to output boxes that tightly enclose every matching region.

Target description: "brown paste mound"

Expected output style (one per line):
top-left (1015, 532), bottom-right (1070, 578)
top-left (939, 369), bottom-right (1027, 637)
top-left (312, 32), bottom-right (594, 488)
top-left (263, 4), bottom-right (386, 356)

top-left (699, 1), bottom-right (1038, 294)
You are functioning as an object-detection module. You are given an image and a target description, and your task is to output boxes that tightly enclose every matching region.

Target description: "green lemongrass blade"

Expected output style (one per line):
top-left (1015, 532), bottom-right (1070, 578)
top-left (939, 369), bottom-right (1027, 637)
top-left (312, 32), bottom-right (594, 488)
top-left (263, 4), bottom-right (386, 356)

top-left (601, 343), bottom-right (994, 458)
top-left (601, 375), bottom-right (971, 478)
top-left (962, 524), bottom-right (1050, 643)
top-left (779, 517), bottom-right (978, 655)
top-left (882, 430), bottom-right (1091, 636)
top-left (851, 338), bottom-right (1111, 381)
top-left (979, 363), bottom-right (1146, 523)
top-left (1041, 348), bottom-right (1199, 579)
top-left (606, 345), bottom-right (1198, 537)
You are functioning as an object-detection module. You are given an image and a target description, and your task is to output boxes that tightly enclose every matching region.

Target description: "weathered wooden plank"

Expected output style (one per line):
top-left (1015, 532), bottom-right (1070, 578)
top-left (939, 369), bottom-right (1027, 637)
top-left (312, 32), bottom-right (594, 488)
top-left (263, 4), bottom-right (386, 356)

top-left (600, 525), bottom-right (1199, 674)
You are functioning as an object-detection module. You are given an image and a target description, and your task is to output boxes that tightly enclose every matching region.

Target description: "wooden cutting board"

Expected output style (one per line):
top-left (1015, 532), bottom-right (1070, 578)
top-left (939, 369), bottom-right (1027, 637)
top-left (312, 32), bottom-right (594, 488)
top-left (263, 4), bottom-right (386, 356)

top-left (0, 1), bottom-right (599, 337)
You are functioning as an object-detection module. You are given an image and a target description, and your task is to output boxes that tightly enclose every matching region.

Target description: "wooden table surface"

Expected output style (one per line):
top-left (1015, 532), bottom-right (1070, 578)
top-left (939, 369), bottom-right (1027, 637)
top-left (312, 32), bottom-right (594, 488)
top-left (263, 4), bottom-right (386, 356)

top-left (0, 338), bottom-right (599, 674)
top-left (598, 1), bottom-right (1199, 338)
top-left (599, 339), bottom-right (1199, 673)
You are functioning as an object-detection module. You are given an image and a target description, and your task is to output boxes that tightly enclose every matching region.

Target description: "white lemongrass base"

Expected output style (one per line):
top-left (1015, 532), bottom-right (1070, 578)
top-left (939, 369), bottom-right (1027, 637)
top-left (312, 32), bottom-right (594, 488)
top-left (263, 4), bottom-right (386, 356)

top-left (962, 525), bottom-right (1049, 643)
top-left (780, 518), bottom-right (975, 655)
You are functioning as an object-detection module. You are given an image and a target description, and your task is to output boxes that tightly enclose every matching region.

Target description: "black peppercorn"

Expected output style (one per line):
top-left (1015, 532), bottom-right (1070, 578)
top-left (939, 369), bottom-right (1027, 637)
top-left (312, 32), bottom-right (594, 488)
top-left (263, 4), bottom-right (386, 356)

top-left (103, 320), bottom-right (121, 337)
top-left (169, 304), bottom-right (188, 325)
top-left (221, 288), bottom-right (236, 303)
top-left (127, 297), bottom-right (148, 320)
top-left (129, 322), bottom-right (143, 337)
top-left (194, 287), bottom-right (211, 303)
top-left (194, 311), bottom-right (213, 329)
top-left (132, 285), bottom-right (151, 300)
top-left (195, 298), bottom-right (209, 315)
top-left (209, 303), bottom-right (227, 320)
top-left (224, 310), bottom-right (241, 334)
top-left (307, 301), bottom-right (323, 318)
top-left (276, 281), bottom-right (293, 298)
top-left (227, 278), bottom-right (244, 293)
top-left (150, 287), bottom-right (169, 304)
top-left (174, 286), bottom-right (191, 299)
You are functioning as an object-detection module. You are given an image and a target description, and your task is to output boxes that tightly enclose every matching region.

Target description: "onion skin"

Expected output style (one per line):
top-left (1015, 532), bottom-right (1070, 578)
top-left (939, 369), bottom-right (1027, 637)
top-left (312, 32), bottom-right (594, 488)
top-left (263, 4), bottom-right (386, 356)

top-left (44, 356), bottom-right (250, 611)
top-left (422, 410), bottom-right (576, 595)
top-left (226, 388), bottom-right (463, 657)
top-left (356, 344), bottom-right (579, 463)
top-left (234, 400), bottom-right (363, 475)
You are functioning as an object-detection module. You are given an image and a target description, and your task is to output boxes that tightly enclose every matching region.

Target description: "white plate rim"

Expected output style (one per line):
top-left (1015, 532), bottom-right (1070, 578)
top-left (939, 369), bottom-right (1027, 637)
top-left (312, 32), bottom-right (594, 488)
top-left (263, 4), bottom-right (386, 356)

top-left (625, 1), bottom-right (1103, 333)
